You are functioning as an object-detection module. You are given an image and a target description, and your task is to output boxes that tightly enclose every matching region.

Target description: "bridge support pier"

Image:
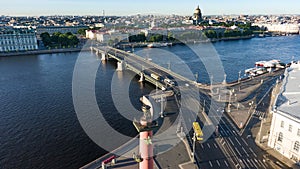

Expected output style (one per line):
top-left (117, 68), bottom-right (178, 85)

top-left (117, 61), bottom-right (125, 71)
top-left (101, 52), bottom-right (107, 61)
top-left (222, 74), bottom-right (227, 84)
top-left (139, 73), bottom-right (144, 82)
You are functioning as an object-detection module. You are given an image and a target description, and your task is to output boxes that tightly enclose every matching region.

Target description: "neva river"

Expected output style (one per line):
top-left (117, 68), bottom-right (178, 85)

top-left (0, 36), bottom-right (300, 169)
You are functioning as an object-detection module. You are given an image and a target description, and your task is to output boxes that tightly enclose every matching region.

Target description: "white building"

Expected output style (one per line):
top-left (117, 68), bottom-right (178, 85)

top-left (96, 30), bottom-right (129, 43)
top-left (85, 30), bottom-right (98, 39)
top-left (0, 28), bottom-right (38, 52)
top-left (253, 23), bottom-right (299, 34)
top-left (268, 61), bottom-right (300, 163)
top-left (141, 28), bottom-right (168, 38)
top-left (86, 29), bottom-right (129, 43)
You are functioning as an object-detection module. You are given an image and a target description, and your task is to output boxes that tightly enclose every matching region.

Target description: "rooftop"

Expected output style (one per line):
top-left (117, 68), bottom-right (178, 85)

top-left (276, 61), bottom-right (300, 119)
top-left (0, 27), bottom-right (35, 34)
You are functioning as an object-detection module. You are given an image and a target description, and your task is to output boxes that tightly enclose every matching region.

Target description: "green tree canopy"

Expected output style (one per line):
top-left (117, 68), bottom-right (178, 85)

top-left (40, 32), bottom-right (51, 47)
top-left (129, 33), bottom-right (146, 42)
top-left (40, 32), bottom-right (79, 48)
top-left (78, 28), bottom-right (87, 36)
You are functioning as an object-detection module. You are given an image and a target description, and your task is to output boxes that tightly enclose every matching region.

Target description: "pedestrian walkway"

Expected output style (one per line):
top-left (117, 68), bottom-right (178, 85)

top-left (226, 100), bottom-right (254, 129)
top-left (153, 133), bottom-right (197, 169)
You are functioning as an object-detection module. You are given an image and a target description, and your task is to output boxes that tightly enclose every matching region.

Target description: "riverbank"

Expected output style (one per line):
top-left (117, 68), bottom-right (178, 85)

top-left (118, 35), bottom-right (254, 49)
top-left (0, 47), bottom-right (89, 57)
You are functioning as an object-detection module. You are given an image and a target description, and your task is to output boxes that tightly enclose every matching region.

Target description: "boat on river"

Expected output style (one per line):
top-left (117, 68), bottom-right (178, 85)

top-left (147, 43), bottom-right (171, 48)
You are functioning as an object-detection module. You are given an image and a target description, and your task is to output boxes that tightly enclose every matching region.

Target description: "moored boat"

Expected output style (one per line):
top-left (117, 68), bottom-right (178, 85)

top-left (147, 43), bottom-right (168, 48)
top-left (246, 59), bottom-right (286, 77)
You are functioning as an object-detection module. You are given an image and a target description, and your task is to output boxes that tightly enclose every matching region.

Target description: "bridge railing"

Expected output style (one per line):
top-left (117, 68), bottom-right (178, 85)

top-left (106, 46), bottom-right (197, 84)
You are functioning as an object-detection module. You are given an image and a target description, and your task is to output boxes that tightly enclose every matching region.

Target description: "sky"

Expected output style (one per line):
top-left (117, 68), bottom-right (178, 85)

top-left (1, 0), bottom-right (300, 16)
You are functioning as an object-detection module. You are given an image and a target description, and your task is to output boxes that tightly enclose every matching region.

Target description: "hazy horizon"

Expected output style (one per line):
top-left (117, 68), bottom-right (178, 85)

top-left (2, 13), bottom-right (300, 17)
top-left (0, 0), bottom-right (300, 16)
top-left (1, 0), bottom-right (300, 16)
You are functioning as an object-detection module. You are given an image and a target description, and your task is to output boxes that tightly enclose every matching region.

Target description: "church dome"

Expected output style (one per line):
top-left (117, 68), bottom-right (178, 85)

top-left (194, 5), bottom-right (201, 14)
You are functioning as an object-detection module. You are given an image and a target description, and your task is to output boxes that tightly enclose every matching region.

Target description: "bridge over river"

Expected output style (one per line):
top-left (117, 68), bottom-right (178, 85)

top-left (90, 46), bottom-right (285, 103)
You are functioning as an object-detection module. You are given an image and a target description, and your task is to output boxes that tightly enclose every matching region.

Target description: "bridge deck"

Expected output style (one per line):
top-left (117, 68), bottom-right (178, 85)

top-left (91, 46), bottom-right (285, 102)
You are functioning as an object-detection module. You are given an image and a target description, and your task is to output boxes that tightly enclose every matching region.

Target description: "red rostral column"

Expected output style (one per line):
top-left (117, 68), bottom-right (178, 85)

top-left (133, 105), bottom-right (158, 169)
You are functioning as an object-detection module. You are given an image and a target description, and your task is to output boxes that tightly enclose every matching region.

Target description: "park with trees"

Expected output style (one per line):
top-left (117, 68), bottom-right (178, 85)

top-left (40, 32), bottom-right (79, 49)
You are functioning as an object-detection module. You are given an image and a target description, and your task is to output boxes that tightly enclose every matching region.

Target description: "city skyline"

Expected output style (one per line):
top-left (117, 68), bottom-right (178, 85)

top-left (1, 0), bottom-right (300, 16)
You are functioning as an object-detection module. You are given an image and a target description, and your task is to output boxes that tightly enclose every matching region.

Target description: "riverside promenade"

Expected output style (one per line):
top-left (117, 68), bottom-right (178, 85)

top-left (80, 138), bottom-right (196, 169)
top-left (0, 47), bottom-right (89, 57)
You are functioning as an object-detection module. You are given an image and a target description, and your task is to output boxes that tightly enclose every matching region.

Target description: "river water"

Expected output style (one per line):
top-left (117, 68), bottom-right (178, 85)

top-left (0, 36), bottom-right (299, 169)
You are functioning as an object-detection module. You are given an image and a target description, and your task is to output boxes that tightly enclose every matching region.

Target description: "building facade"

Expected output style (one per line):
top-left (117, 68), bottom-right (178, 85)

top-left (36, 26), bottom-right (88, 38)
top-left (97, 30), bottom-right (129, 43)
top-left (268, 61), bottom-right (300, 163)
top-left (86, 30), bottom-right (98, 40)
top-left (86, 29), bottom-right (129, 43)
top-left (0, 28), bottom-right (38, 52)
top-left (253, 23), bottom-right (300, 34)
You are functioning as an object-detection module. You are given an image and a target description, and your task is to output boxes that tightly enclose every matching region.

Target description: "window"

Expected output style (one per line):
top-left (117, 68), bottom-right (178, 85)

top-left (294, 141), bottom-right (300, 152)
top-left (289, 125), bottom-right (293, 132)
top-left (278, 132), bottom-right (283, 142)
top-left (280, 121), bottom-right (284, 128)
top-left (298, 129), bottom-right (300, 136)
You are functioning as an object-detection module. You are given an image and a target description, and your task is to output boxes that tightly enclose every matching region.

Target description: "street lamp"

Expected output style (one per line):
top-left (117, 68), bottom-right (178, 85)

top-left (227, 89), bottom-right (233, 113)
top-left (215, 125), bottom-right (219, 137)
top-left (210, 75), bottom-right (213, 91)
top-left (132, 45), bottom-right (134, 53)
top-left (223, 74), bottom-right (227, 84)
top-left (160, 94), bottom-right (164, 118)
top-left (195, 72), bottom-right (199, 83)
top-left (192, 132), bottom-right (196, 162)
top-left (258, 115), bottom-right (264, 143)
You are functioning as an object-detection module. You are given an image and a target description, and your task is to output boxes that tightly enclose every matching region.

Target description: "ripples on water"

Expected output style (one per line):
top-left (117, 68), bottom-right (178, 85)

top-left (0, 52), bottom-right (153, 169)
top-left (136, 36), bottom-right (300, 83)
top-left (0, 36), bottom-right (300, 169)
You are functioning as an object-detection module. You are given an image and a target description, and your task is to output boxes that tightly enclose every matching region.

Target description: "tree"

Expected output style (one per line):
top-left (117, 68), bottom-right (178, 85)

top-left (149, 35), bottom-right (156, 42)
top-left (167, 32), bottom-right (175, 41)
top-left (66, 32), bottom-right (73, 36)
top-left (59, 34), bottom-right (68, 47)
top-left (148, 34), bottom-right (163, 42)
top-left (203, 30), bottom-right (217, 39)
top-left (218, 32), bottom-right (223, 38)
top-left (129, 33), bottom-right (146, 42)
top-left (40, 32), bottom-right (51, 47)
top-left (180, 32), bottom-right (195, 41)
top-left (154, 34), bottom-right (163, 42)
top-left (224, 30), bottom-right (232, 37)
top-left (78, 28), bottom-right (87, 36)
top-left (40, 32), bottom-right (79, 48)
top-left (242, 29), bottom-right (253, 36)
top-left (68, 35), bottom-right (79, 46)
top-left (51, 32), bottom-right (62, 44)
